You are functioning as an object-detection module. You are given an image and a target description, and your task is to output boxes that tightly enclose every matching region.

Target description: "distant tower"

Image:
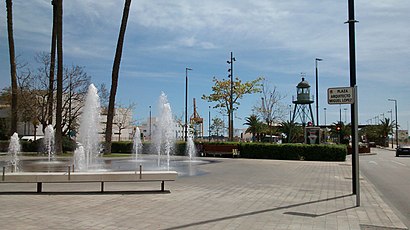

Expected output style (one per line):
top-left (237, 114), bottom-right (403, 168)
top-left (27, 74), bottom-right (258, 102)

top-left (291, 76), bottom-right (315, 126)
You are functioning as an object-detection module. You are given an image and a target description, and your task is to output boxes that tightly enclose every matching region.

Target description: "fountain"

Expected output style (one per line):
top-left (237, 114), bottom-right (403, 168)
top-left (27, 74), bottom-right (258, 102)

top-left (186, 137), bottom-right (197, 161)
top-left (43, 124), bottom-right (55, 161)
top-left (152, 92), bottom-right (177, 170)
top-left (8, 133), bottom-right (21, 172)
top-left (74, 84), bottom-right (101, 171)
top-left (1, 89), bottom-right (209, 177)
top-left (133, 127), bottom-right (142, 162)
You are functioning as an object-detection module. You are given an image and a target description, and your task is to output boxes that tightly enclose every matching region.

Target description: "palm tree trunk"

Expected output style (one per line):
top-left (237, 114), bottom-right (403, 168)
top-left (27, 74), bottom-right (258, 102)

top-left (105, 0), bottom-right (132, 154)
top-left (48, 0), bottom-right (57, 125)
top-left (6, 0), bottom-right (18, 136)
top-left (54, 0), bottom-right (63, 154)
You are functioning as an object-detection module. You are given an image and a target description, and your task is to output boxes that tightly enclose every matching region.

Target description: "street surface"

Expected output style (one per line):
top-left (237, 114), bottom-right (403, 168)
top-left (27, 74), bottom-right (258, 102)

top-left (0, 155), bottom-right (407, 229)
top-left (360, 148), bottom-right (410, 228)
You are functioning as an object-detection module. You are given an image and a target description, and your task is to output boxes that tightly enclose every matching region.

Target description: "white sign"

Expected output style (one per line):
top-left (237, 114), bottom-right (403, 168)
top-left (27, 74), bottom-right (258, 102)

top-left (328, 87), bottom-right (355, 104)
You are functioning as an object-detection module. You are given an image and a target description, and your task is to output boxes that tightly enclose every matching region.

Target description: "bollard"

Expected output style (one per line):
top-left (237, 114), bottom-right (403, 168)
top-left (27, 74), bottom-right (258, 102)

top-left (72, 164), bottom-right (75, 173)
top-left (68, 166), bottom-right (71, 180)
top-left (139, 164), bottom-right (142, 179)
top-left (2, 166), bottom-right (5, 181)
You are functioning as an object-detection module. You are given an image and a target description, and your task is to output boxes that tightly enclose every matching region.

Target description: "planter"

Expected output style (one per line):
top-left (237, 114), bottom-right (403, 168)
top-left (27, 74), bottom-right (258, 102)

top-left (347, 146), bottom-right (370, 154)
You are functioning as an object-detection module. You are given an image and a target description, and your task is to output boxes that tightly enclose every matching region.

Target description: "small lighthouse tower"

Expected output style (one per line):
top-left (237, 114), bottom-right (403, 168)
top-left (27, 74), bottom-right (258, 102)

top-left (291, 77), bottom-right (315, 126)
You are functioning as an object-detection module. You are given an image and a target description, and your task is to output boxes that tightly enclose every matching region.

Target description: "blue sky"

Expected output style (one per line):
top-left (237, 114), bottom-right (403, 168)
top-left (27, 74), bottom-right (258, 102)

top-left (1, 0), bottom-right (410, 132)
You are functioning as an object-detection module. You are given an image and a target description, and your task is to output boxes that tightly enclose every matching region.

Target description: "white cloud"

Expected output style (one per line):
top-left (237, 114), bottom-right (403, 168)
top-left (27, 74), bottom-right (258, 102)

top-left (2, 0), bottom-right (410, 126)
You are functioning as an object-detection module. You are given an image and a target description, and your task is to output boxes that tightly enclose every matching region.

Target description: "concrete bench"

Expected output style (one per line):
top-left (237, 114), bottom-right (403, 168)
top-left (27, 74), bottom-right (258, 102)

top-left (1, 169), bottom-right (178, 193)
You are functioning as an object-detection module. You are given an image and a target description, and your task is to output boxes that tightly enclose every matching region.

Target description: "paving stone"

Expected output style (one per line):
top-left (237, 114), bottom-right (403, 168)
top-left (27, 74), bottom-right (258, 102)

top-left (0, 156), bottom-right (408, 229)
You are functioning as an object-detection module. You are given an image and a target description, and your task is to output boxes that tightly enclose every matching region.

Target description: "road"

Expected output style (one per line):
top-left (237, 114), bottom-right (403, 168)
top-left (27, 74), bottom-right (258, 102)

top-left (360, 148), bottom-right (410, 228)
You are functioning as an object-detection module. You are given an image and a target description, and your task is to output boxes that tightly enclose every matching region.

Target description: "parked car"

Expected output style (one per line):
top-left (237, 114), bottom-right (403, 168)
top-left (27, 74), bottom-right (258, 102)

top-left (396, 145), bottom-right (410, 157)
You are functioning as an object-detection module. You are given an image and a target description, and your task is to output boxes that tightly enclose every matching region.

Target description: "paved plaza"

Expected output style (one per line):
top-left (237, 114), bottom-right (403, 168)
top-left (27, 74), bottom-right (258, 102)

top-left (0, 155), bottom-right (408, 230)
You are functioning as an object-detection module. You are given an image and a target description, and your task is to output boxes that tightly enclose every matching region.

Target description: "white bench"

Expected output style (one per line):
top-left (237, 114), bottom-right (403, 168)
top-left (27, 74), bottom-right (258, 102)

top-left (1, 169), bottom-right (178, 193)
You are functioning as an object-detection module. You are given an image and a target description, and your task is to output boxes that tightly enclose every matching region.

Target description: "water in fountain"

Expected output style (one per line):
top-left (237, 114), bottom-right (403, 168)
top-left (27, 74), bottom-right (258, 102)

top-left (186, 137), bottom-right (197, 161)
top-left (133, 127), bottom-right (142, 162)
top-left (74, 84), bottom-right (101, 171)
top-left (43, 124), bottom-right (55, 161)
top-left (152, 92), bottom-right (177, 170)
top-left (8, 133), bottom-right (21, 172)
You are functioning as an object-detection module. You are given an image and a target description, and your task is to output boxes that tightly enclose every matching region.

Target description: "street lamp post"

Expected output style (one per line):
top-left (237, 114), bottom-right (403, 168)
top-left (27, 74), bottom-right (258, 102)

top-left (208, 106), bottom-right (211, 142)
top-left (315, 58), bottom-right (322, 126)
top-left (185, 67), bottom-right (192, 142)
top-left (387, 109), bottom-right (393, 148)
top-left (149, 105), bottom-right (152, 140)
top-left (344, 108), bottom-right (347, 123)
top-left (324, 107), bottom-right (327, 142)
top-left (388, 99), bottom-right (398, 148)
top-left (227, 52), bottom-right (236, 141)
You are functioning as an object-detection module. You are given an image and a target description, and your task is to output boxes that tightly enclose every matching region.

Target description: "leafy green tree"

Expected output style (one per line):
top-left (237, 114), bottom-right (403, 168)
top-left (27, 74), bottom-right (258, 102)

top-left (202, 76), bottom-right (263, 140)
top-left (360, 118), bottom-right (395, 146)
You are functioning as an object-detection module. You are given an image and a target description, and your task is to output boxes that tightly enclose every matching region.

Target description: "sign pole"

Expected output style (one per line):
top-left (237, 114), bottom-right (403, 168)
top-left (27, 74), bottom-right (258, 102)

top-left (353, 86), bottom-right (360, 206)
top-left (347, 0), bottom-right (360, 206)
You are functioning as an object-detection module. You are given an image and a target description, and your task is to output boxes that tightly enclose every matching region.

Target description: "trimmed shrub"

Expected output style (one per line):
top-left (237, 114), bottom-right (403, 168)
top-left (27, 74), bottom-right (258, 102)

top-left (140, 142), bottom-right (187, 156)
top-left (239, 143), bottom-right (346, 161)
top-left (111, 141), bottom-right (133, 153)
top-left (21, 140), bottom-right (41, 153)
top-left (62, 136), bottom-right (76, 152)
top-left (0, 140), bottom-right (9, 152)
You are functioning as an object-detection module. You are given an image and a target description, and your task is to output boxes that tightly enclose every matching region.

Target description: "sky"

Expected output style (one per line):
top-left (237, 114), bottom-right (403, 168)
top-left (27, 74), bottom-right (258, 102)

top-left (1, 0), bottom-right (410, 133)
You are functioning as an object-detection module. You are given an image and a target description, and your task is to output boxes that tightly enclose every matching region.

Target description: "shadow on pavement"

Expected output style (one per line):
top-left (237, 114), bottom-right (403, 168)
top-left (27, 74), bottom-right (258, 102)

top-left (164, 194), bottom-right (354, 230)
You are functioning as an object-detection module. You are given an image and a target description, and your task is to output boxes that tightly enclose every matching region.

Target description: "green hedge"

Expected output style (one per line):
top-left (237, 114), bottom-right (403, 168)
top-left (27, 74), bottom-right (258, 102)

top-left (109, 141), bottom-right (188, 156)
top-left (239, 143), bottom-right (346, 161)
top-left (0, 136), bottom-right (76, 154)
top-left (111, 141), bottom-right (133, 153)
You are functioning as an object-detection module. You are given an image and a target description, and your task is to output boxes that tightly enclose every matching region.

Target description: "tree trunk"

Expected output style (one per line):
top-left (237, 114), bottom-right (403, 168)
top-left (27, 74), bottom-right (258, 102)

top-left (105, 0), bottom-right (132, 154)
top-left (48, 0), bottom-right (57, 125)
top-left (55, 0), bottom-right (63, 154)
top-left (6, 0), bottom-right (18, 136)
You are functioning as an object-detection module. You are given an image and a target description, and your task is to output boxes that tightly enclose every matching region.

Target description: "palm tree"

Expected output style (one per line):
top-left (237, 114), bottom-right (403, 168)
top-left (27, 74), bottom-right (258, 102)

top-left (379, 118), bottom-right (394, 146)
top-left (105, 0), bottom-right (132, 154)
top-left (6, 0), bottom-right (18, 135)
top-left (244, 115), bottom-right (261, 142)
top-left (379, 118), bottom-right (394, 138)
top-left (54, 0), bottom-right (63, 154)
top-left (47, 0), bottom-right (57, 125)
top-left (279, 121), bottom-right (301, 143)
